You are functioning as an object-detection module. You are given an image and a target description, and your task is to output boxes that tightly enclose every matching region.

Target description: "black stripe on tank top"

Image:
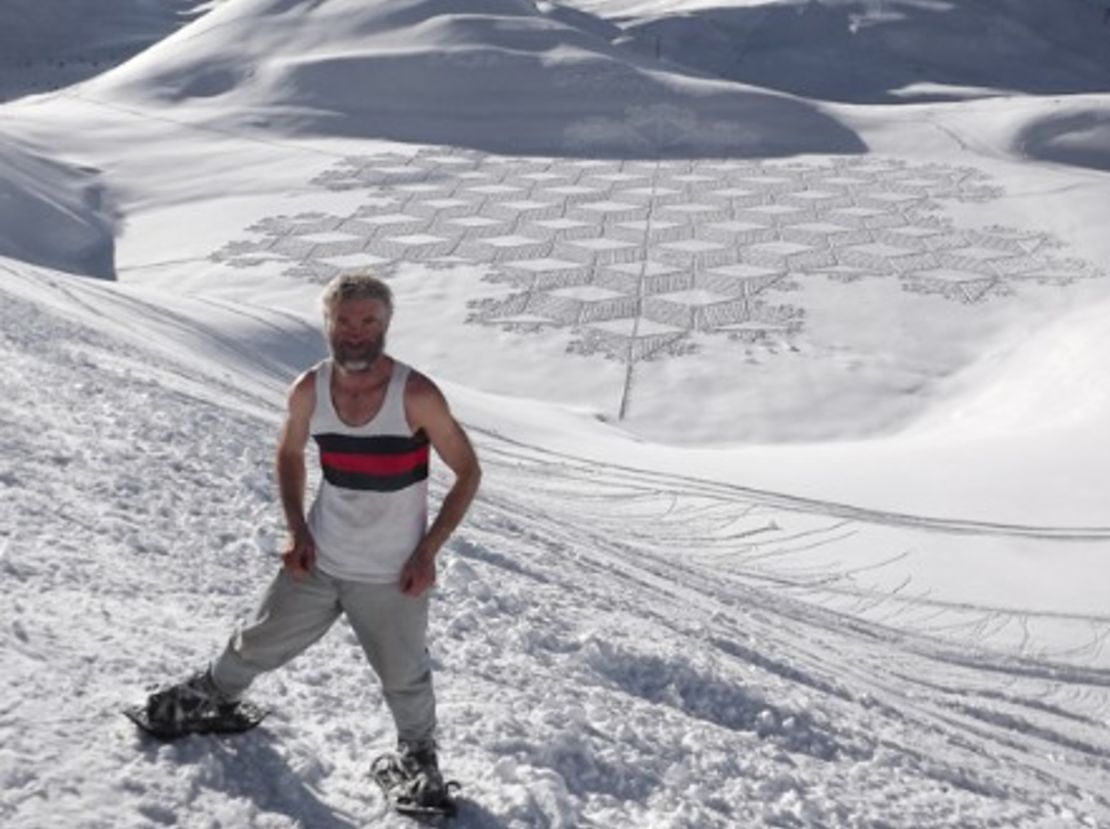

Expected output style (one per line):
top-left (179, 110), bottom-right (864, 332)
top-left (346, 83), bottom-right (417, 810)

top-left (315, 433), bottom-right (429, 456)
top-left (313, 431), bottom-right (430, 493)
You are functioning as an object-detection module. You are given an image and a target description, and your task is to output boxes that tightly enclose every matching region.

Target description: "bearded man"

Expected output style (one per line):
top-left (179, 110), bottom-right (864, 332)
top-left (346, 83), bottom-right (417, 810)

top-left (138, 273), bottom-right (481, 812)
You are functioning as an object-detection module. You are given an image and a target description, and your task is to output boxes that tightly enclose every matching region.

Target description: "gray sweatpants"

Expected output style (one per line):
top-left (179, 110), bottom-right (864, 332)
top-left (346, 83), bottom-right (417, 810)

top-left (210, 567), bottom-right (436, 745)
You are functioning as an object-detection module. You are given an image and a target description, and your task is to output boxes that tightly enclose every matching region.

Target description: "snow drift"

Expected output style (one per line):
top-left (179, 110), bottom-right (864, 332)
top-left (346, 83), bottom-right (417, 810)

top-left (84, 0), bottom-right (864, 156)
top-left (0, 134), bottom-right (119, 279)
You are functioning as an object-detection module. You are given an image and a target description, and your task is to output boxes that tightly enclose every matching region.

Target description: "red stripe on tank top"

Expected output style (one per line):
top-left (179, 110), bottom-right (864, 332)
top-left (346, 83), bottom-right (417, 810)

top-left (320, 446), bottom-right (430, 476)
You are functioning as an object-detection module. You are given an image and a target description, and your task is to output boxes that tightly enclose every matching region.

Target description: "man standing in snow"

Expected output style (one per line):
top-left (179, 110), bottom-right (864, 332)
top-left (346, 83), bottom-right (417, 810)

top-left (142, 273), bottom-right (481, 810)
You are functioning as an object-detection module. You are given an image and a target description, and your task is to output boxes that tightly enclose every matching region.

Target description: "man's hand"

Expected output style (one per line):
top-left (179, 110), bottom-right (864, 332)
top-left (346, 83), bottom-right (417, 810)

top-left (282, 530), bottom-right (316, 579)
top-left (400, 546), bottom-right (436, 597)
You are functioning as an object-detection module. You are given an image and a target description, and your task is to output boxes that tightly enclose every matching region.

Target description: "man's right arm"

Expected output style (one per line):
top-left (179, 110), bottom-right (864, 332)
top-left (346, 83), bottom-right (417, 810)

top-left (276, 370), bottom-right (316, 576)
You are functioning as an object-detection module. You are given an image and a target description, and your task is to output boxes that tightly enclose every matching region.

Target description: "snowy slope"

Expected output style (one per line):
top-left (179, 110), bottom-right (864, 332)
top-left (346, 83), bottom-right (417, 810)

top-left (3, 264), bottom-right (1109, 828)
top-left (3, 0), bottom-right (1110, 826)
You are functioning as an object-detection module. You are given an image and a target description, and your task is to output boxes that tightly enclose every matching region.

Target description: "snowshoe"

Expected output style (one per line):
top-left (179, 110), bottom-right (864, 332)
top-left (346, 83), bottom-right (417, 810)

top-left (371, 743), bottom-right (460, 819)
top-left (125, 671), bottom-right (268, 740)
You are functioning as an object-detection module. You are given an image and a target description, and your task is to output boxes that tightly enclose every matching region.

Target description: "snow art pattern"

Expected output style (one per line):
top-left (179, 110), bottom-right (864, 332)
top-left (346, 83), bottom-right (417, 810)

top-left (211, 152), bottom-right (1101, 364)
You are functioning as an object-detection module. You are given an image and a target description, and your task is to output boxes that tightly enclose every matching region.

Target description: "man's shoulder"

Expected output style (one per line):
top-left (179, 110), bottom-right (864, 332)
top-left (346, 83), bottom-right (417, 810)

top-left (288, 363), bottom-right (323, 411)
top-left (295, 366), bottom-right (320, 392)
top-left (402, 366), bottom-right (442, 402)
top-left (303, 356), bottom-right (333, 384)
top-left (401, 366), bottom-right (453, 431)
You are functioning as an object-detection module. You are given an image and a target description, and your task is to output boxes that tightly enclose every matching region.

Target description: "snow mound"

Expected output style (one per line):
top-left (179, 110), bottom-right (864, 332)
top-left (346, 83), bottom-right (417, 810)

top-left (87, 0), bottom-right (863, 156)
top-left (613, 0), bottom-right (1110, 103)
top-left (0, 135), bottom-right (119, 279)
top-left (1016, 106), bottom-right (1110, 172)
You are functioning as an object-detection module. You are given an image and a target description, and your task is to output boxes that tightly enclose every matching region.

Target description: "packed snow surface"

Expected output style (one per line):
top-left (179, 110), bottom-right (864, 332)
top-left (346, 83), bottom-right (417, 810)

top-left (2, 0), bottom-right (1110, 827)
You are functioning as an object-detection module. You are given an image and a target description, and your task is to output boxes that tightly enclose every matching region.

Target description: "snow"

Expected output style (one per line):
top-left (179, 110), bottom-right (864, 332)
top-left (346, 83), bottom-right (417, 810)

top-left (2, 0), bottom-right (1110, 826)
top-left (0, 134), bottom-right (118, 279)
top-left (1017, 105), bottom-right (1110, 173)
top-left (595, 0), bottom-right (1110, 104)
top-left (0, 0), bottom-right (210, 103)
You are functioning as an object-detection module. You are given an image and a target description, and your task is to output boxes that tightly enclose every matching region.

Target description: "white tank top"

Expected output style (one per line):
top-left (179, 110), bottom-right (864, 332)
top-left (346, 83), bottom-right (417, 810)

top-left (307, 358), bottom-right (429, 583)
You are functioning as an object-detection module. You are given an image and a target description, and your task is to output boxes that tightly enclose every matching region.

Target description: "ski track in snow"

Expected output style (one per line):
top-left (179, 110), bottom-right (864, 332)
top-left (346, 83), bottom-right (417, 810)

top-left (3, 267), bottom-right (1110, 828)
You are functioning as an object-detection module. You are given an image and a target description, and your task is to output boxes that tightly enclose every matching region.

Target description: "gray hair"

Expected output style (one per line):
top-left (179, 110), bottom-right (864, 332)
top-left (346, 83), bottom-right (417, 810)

top-left (320, 273), bottom-right (393, 318)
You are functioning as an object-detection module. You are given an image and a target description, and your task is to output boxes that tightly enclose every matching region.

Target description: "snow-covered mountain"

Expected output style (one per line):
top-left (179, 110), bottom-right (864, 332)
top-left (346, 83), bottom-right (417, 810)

top-left (73, 0), bottom-right (861, 157)
top-left (605, 0), bottom-right (1110, 103)
top-left (2, 1), bottom-right (1109, 827)
top-left (0, 0), bottom-right (212, 103)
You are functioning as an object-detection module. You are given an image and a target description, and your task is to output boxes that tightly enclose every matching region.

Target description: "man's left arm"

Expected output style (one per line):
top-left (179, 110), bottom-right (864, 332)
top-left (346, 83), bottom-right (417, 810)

top-left (400, 373), bottom-right (482, 596)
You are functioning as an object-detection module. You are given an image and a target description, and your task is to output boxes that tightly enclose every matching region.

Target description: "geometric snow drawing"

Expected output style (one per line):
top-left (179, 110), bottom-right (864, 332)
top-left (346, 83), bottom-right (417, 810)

top-left (211, 150), bottom-right (1102, 367)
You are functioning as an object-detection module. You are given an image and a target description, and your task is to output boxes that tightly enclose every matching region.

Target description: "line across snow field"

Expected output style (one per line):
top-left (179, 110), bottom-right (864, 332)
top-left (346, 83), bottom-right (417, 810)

top-left (2, 268), bottom-right (1109, 828)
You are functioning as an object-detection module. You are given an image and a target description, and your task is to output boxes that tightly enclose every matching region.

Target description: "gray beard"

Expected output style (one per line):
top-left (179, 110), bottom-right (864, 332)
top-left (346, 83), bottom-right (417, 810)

top-left (331, 339), bottom-right (384, 374)
top-left (337, 357), bottom-right (374, 373)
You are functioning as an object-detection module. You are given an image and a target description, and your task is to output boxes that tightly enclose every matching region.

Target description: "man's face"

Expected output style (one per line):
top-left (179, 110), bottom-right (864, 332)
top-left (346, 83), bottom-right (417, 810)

top-left (327, 297), bottom-right (390, 373)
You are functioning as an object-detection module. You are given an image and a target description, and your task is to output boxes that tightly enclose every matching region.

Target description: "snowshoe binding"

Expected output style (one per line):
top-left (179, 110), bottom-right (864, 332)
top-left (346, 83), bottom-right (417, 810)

top-left (371, 742), bottom-right (460, 819)
top-left (125, 670), bottom-right (268, 740)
